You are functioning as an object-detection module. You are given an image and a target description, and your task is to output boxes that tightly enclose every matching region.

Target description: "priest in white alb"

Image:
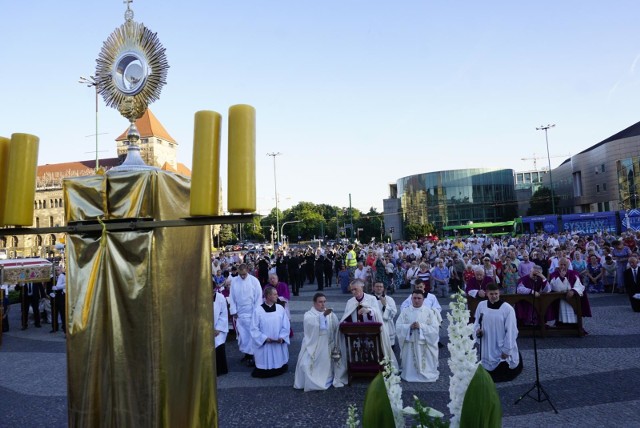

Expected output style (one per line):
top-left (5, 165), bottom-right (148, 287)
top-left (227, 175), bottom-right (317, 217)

top-left (294, 292), bottom-right (340, 391)
top-left (250, 286), bottom-right (290, 378)
top-left (229, 264), bottom-right (263, 367)
top-left (333, 279), bottom-right (397, 387)
top-left (395, 290), bottom-right (441, 382)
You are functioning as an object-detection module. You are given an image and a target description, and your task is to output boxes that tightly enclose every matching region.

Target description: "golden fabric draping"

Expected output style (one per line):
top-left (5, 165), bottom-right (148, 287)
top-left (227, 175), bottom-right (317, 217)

top-left (64, 170), bottom-right (217, 427)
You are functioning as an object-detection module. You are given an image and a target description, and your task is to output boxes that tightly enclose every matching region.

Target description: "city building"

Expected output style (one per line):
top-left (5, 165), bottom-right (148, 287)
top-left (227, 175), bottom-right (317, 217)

top-left (545, 120), bottom-right (640, 215)
top-left (1, 110), bottom-right (191, 259)
top-left (384, 168), bottom-right (518, 238)
top-left (514, 169), bottom-right (548, 216)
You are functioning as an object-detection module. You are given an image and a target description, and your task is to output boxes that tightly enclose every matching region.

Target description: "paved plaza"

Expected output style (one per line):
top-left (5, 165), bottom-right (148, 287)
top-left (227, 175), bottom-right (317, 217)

top-left (1, 285), bottom-right (639, 427)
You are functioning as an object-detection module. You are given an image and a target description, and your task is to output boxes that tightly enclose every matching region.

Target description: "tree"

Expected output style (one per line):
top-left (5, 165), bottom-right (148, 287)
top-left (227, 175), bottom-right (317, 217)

top-left (218, 224), bottom-right (237, 245)
top-left (404, 222), bottom-right (435, 241)
top-left (527, 187), bottom-right (559, 216)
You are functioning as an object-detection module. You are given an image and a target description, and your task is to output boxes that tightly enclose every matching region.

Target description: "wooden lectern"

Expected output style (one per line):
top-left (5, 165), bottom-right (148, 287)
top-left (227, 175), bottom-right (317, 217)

top-left (339, 322), bottom-right (384, 384)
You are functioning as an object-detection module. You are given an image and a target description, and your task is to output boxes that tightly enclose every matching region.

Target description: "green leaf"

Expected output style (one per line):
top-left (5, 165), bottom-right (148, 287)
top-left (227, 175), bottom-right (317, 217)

top-left (460, 365), bottom-right (502, 428)
top-left (362, 373), bottom-right (396, 428)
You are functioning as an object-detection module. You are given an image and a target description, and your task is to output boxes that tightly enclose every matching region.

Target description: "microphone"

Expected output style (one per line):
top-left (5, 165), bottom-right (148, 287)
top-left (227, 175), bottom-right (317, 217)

top-left (477, 313), bottom-right (484, 338)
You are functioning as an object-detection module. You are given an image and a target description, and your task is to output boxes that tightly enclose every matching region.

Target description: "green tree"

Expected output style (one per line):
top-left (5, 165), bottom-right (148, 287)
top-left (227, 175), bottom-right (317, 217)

top-left (404, 222), bottom-right (435, 240)
top-left (526, 187), bottom-right (559, 216)
top-left (218, 224), bottom-right (237, 245)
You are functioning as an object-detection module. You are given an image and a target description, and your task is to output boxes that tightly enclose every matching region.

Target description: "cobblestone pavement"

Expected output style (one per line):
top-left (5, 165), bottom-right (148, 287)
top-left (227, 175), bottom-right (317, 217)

top-left (1, 285), bottom-right (639, 427)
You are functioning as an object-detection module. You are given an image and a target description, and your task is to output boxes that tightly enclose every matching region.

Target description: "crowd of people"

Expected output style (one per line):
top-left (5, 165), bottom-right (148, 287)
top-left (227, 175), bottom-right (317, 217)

top-left (211, 228), bottom-right (640, 387)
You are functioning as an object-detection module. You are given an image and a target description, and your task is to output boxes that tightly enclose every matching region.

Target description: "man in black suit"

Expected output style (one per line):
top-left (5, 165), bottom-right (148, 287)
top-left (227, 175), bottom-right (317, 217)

top-left (18, 279), bottom-right (46, 329)
top-left (624, 256), bottom-right (640, 312)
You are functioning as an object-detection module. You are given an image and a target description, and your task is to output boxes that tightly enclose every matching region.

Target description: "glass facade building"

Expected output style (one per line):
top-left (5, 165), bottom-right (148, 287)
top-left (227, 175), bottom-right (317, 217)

top-left (396, 168), bottom-right (518, 228)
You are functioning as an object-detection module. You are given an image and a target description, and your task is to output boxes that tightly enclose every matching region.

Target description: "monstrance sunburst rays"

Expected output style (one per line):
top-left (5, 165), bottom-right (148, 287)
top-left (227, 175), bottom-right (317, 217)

top-left (95, 20), bottom-right (169, 121)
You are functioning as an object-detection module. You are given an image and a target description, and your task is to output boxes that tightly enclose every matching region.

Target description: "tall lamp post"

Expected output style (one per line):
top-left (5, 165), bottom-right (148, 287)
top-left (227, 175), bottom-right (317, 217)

top-left (79, 75), bottom-right (100, 171)
top-left (267, 152), bottom-right (282, 244)
top-left (536, 124), bottom-right (556, 215)
top-left (281, 220), bottom-right (302, 246)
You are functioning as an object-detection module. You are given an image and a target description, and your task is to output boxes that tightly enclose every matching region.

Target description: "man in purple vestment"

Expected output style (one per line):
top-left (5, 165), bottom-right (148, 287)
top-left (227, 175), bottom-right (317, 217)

top-left (465, 265), bottom-right (494, 299)
top-left (516, 265), bottom-right (553, 325)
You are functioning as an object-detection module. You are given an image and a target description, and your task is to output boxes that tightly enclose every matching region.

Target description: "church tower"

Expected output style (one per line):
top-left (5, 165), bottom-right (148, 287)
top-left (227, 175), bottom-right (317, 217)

top-left (115, 109), bottom-right (178, 169)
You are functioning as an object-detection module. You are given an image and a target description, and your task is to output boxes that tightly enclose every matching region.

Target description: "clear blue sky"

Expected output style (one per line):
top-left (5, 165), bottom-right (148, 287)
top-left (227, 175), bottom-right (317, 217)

top-left (2, 1), bottom-right (640, 214)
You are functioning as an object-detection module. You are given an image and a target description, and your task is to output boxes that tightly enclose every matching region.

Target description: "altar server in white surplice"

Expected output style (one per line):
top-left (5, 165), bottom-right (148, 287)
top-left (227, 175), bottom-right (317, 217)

top-left (395, 290), bottom-right (441, 382)
top-left (213, 290), bottom-right (229, 375)
top-left (229, 264), bottom-right (263, 367)
top-left (474, 283), bottom-right (523, 383)
top-left (250, 286), bottom-right (290, 378)
top-left (294, 292), bottom-right (340, 391)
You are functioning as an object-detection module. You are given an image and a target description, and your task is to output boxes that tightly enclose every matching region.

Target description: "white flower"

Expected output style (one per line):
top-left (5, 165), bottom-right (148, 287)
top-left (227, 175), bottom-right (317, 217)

top-left (447, 290), bottom-right (479, 428)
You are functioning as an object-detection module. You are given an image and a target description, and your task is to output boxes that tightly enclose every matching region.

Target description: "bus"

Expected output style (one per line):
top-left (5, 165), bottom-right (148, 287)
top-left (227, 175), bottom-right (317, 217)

top-left (441, 219), bottom-right (523, 238)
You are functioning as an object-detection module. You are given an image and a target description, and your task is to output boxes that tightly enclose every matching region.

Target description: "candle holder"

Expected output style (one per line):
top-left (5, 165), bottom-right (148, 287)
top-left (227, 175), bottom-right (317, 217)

top-left (94, 2), bottom-right (169, 173)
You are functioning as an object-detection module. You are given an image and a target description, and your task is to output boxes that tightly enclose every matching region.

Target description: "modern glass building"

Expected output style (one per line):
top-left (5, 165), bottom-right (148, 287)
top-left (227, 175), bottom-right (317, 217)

top-left (395, 168), bottom-right (518, 229)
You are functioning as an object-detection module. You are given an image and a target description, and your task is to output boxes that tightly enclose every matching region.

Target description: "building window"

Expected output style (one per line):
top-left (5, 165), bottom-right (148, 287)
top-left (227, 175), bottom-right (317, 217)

top-left (59, 198), bottom-right (63, 207)
top-left (601, 164), bottom-right (605, 173)
top-left (35, 235), bottom-right (42, 246)
top-left (49, 216), bottom-right (54, 227)
top-left (596, 185), bottom-right (600, 193)
top-left (43, 200), bottom-right (47, 209)
top-left (604, 201), bottom-right (610, 211)
top-left (11, 236), bottom-right (18, 247)
top-left (603, 183), bottom-right (607, 191)
top-left (35, 217), bottom-right (40, 228)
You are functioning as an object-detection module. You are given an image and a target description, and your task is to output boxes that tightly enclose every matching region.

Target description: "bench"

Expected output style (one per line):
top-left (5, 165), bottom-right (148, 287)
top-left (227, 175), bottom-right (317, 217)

top-left (467, 292), bottom-right (585, 338)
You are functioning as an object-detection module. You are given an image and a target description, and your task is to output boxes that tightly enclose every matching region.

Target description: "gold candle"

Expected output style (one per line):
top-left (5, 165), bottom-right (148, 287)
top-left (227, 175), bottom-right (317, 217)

top-left (227, 104), bottom-right (256, 213)
top-left (0, 136), bottom-right (10, 226)
top-left (4, 133), bottom-right (39, 226)
top-left (190, 110), bottom-right (222, 216)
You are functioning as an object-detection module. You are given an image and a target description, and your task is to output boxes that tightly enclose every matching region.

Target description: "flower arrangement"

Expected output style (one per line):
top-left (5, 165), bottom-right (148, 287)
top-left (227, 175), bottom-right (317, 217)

top-left (446, 291), bottom-right (478, 428)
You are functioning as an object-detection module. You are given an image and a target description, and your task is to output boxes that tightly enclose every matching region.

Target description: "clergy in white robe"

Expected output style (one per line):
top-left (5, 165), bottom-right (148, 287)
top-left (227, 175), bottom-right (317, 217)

top-left (395, 291), bottom-right (441, 382)
top-left (250, 286), bottom-right (290, 378)
top-left (400, 279), bottom-right (442, 313)
top-left (333, 279), bottom-right (398, 387)
top-left (229, 264), bottom-right (263, 365)
top-left (294, 292), bottom-right (340, 391)
top-left (373, 282), bottom-right (398, 346)
top-left (213, 291), bottom-right (229, 375)
top-left (474, 283), bottom-right (523, 383)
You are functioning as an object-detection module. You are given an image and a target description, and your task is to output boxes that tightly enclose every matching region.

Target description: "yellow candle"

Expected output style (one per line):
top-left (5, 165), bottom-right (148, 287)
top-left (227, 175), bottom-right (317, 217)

top-left (227, 104), bottom-right (256, 213)
top-left (4, 133), bottom-right (39, 226)
top-left (0, 136), bottom-right (9, 226)
top-left (190, 110), bottom-right (222, 216)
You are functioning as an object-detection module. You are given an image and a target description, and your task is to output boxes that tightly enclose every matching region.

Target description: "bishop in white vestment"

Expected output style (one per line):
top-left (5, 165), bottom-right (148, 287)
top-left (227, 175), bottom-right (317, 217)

top-left (333, 280), bottom-right (398, 387)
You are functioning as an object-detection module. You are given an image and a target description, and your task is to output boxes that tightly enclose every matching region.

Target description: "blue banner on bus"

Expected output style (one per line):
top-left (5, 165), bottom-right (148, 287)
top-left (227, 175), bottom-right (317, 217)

top-left (561, 212), bottom-right (617, 235)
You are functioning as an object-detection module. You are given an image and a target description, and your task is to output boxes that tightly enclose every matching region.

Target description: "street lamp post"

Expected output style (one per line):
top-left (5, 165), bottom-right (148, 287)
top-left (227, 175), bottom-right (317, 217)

top-left (267, 152), bottom-right (282, 243)
top-left (536, 124), bottom-right (556, 215)
top-left (79, 76), bottom-right (100, 171)
top-left (280, 220), bottom-right (302, 246)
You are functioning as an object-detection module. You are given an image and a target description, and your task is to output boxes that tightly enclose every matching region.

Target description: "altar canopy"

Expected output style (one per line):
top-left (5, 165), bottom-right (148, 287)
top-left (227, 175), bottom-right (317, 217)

top-left (64, 169), bottom-right (217, 427)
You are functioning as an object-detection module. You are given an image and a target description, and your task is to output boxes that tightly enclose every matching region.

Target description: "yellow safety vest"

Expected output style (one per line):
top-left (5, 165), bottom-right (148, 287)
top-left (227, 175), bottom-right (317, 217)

top-left (345, 250), bottom-right (357, 267)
